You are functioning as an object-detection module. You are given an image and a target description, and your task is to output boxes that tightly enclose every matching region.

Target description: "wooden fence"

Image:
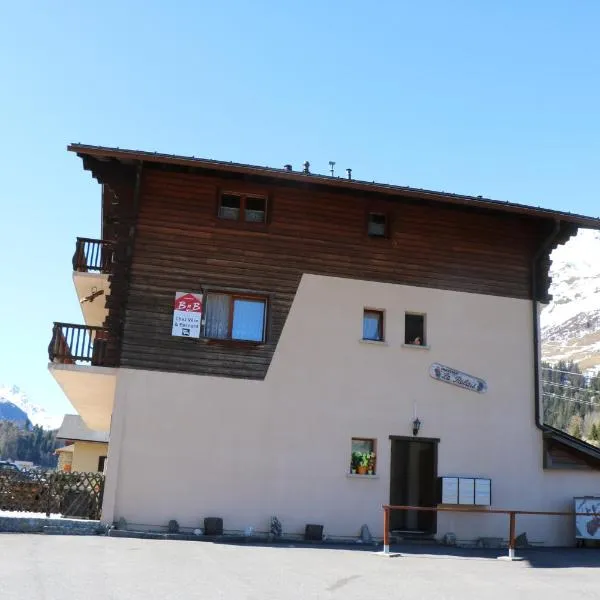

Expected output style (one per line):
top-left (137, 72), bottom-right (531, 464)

top-left (0, 468), bottom-right (104, 520)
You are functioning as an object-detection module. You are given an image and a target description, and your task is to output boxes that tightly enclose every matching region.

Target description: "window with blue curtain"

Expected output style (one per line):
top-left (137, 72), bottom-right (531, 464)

top-left (363, 310), bottom-right (383, 341)
top-left (232, 299), bottom-right (266, 341)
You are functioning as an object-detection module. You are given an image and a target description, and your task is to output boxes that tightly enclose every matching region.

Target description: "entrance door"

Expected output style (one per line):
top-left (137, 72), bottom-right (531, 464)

top-left (389, 437), bottom-right (438, 534)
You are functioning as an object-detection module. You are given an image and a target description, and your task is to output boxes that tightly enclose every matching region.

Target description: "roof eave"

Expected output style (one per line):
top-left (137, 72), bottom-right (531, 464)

top-left (67, 143), bottom-right (600, 229)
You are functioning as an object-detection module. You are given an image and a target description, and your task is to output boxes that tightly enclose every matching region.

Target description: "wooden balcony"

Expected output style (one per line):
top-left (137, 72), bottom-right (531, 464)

top-left (72, 238), bottom-right (114, 274)
top-left (48, 323), bottom-right (118, 431)
top-left (48, 323), bottom-right (116, 367)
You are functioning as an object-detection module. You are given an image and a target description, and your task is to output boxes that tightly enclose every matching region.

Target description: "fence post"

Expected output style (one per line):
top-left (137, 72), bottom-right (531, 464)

top-left (507, 511), bottom-right (516, 560)
top-left (46, 472), bottom-right (53, 518)
top-left (383, 506), bottom-right (390, 554)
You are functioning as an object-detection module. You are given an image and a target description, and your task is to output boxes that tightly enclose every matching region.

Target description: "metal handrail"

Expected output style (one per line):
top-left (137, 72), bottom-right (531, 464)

top-left (382, 504), bottom-right (600, 559)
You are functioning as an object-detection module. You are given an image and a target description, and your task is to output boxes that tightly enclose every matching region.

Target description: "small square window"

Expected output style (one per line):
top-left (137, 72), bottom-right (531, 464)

top-left (405, 313), bottom-right (426, 346)
top-left (244, 196), bottom-right (267, 223)
top-left (350, 438), bottom-right (377, 475)
top-left (363, 309), bottom-right (384, 341)
top-left (367, 213), bottom-right (387, 237)
top-left (219, 193), bottom-right (241, 220)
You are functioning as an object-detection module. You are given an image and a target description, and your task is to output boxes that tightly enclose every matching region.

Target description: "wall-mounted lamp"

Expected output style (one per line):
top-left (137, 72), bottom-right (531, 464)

top-left (412, 417), bottom-right (421, 436)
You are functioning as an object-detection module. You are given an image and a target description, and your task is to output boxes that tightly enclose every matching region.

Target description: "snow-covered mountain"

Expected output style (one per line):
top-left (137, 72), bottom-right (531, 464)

top-left (0, 385), bottom-right (62, 430)
top-left (541, 229), bottom-right (600, 374)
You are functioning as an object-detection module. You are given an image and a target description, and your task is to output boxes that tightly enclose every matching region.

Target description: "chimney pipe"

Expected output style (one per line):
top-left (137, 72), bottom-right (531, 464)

top-left (346, 168), bottom-right (352, 180)
top-left (303, 161), bottom-right (310, 174)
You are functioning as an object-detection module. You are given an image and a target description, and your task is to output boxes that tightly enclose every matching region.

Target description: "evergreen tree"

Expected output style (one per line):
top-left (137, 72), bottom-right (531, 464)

top-left (0, 421), bottom-right (59, 468)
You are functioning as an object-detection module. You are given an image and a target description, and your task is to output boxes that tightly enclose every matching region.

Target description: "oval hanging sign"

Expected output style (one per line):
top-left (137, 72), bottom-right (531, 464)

top-left (429, 363), bottom-right (487, 394)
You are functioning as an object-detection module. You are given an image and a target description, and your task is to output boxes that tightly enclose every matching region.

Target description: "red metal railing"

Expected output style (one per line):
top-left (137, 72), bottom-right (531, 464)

top-left (382, 504), bottom-right (600, 559)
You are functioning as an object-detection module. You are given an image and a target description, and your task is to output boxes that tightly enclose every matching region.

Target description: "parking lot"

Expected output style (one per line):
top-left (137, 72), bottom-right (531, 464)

top-left (1, 535), bottom-right (599, 599)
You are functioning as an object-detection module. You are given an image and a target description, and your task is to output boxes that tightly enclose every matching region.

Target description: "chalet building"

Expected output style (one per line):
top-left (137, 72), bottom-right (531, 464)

top-left (49, 144), bottom-right (600, 545)
top-left (55, 414), bottom-right (109, 473)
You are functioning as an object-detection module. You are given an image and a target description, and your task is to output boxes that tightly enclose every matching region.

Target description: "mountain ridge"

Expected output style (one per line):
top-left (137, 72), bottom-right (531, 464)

top-left (0, 385), bottom-right (62, 431)
top-left (541, 229), bottom-right (600, 375)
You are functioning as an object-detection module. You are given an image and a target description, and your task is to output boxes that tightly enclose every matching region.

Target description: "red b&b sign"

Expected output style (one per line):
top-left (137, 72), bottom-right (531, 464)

top-left (172, 291), bottom-right (203, 338)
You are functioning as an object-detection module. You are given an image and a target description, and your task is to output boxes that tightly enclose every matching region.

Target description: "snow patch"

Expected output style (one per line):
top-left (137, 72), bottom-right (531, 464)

top-left (0, 385), bottom-right (62, 430)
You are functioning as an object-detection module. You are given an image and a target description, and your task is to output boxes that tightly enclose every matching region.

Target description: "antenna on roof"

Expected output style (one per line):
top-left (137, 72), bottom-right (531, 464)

top-left (328, 161), bottom-right (335, 177)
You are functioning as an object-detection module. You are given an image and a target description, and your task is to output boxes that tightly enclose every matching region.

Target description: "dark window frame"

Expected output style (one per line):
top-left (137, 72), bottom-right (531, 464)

top-left (98, 456), bottom-right (107, 472)
top-left (217, 190), bottom-right (269, 226)
top-left (405, 312), bottom-right (426, 346)
top-left (203, 290), bottom-right (269, 344)
top-left (367, 212), bottom-right (389, 238)
top-left (363, 309), bottom-right (385, 342)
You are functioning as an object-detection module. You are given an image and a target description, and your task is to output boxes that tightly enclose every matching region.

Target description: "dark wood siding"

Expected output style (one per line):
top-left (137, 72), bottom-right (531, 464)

top-left (116, 167), bottom-right (559, 379)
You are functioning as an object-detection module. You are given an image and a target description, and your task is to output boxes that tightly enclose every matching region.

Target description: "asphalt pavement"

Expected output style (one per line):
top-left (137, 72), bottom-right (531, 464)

top-left (1, 535), bottom-right (599, 599)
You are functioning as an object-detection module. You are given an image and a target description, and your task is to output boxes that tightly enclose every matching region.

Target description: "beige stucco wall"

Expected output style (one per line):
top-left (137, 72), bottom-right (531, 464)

top-left (71, 441), bottom-right (109, 473)
top-left (102, 274), bottom-right (600, 545)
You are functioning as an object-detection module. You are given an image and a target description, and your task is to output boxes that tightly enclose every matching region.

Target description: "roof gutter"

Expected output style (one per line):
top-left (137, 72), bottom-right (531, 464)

top-left (532, 219), bottom-right (562, 432)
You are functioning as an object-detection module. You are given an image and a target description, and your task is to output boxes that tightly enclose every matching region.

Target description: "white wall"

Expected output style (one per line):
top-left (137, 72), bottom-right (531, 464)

top-left (102, 274), bottom-right (600, 545)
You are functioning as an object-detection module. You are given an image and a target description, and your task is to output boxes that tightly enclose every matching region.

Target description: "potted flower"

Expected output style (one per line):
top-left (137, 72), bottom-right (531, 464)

top-left (357, 452), bottom-right (371, 475)
top-left (367, 452), bottom-right (376, 475)
top-left (350, 452), bottom-right (361, 474)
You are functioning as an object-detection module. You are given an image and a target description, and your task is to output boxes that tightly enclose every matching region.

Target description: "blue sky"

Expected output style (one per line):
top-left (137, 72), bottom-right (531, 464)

top-left (0, 1), bottom-right (599, 417)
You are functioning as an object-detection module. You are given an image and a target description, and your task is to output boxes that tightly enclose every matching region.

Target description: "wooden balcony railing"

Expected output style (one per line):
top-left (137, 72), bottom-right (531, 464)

top-left (72, 238), bottom-right (114, 273)
top-left (48, 323), bottom-right (116, 367)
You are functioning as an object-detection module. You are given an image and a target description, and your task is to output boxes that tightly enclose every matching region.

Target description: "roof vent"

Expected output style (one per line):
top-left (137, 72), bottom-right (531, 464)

top-left (284, 164), bottom-right (292, 172)
top-left (346, 168), bottom-right (352, 180)
top-left (303, 161), bottom-right (310, 174)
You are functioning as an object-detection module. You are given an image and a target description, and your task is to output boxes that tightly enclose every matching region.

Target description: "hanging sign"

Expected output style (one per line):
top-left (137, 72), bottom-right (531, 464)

top-left (171, 292), bottom-right (202, 338)
top-left (429, 363), bottom-right (487, 393)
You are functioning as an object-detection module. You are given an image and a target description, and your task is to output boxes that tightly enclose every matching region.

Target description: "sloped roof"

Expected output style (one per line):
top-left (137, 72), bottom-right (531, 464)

top-left (68, 143), bottom-right (600, 229)
top-left (543, 425), bottom-right (600, 468)
top-left (56, 414), bottom-right (109, 443)
top-left (55, 444), bottom-right (75, 454)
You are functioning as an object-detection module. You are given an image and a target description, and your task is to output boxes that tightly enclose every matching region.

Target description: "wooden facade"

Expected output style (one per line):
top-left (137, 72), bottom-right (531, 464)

top-left (73, 148), bottom-right (586, 380)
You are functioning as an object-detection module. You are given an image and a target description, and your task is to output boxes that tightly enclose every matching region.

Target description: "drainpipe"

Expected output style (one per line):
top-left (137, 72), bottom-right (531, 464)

top-left (532, 219), bottom-right (561, 431)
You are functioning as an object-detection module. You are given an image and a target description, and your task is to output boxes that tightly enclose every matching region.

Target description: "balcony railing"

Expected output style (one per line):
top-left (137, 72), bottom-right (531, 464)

top-left (72, 238), bottom-right (114, 273)
top-left (48, 323), bottom-right (116, 367)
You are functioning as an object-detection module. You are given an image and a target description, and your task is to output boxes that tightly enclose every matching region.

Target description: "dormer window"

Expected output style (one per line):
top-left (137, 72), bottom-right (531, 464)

top-left (367, 212), bottom-right (387, 237)
top-left (218, 192), bottom-right (267, 224)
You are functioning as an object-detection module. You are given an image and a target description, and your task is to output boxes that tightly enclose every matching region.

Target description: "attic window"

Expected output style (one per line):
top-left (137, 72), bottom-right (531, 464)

top-left (218, 192), bottom-right (267, 224)
top-left (367, 213), bottom-right (387, 237)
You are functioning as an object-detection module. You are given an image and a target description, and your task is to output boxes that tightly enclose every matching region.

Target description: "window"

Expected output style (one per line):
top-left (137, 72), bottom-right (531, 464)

top-left (218, 192), bottom-right (267, 224)
top-left (350, 438), bottom-right (377, 475)
top-left (98, 456), bottom-right (107, 472)
top-left (405, 313), bottom-right (426, 346)
top-left (204, 292), bottom-right (267, 342)
top-left (363, 309), bottom-right (384, 341)
top-left (367, 212), bottom-right (387, 237)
